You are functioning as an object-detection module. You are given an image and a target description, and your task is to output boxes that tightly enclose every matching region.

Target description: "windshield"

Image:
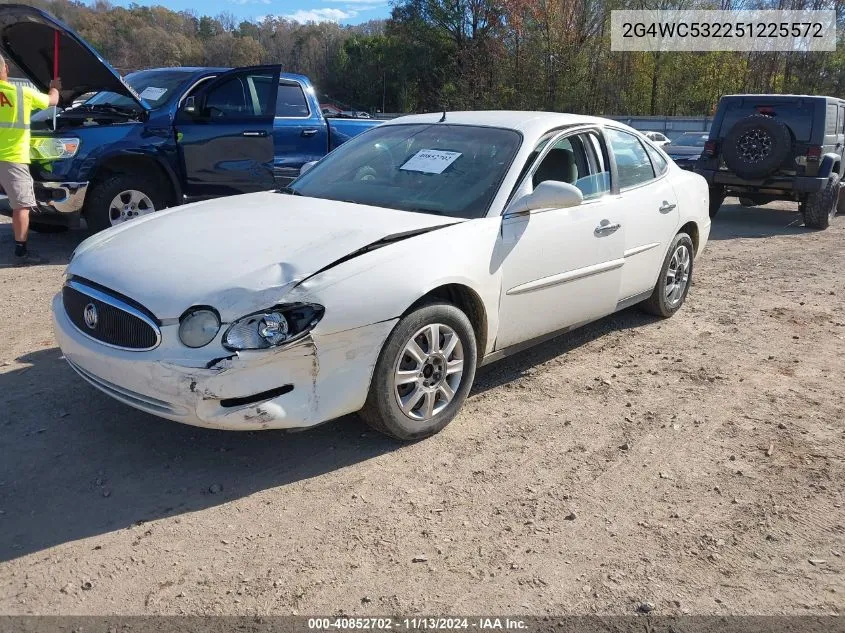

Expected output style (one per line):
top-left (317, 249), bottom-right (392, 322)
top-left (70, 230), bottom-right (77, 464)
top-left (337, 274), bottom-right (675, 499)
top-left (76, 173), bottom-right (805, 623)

top-left (671, 133), bottom-right (708, 147)
top-left (289, 124), bottom-right (522, 219)
top-left (84, 70), bottom-right (193, 110)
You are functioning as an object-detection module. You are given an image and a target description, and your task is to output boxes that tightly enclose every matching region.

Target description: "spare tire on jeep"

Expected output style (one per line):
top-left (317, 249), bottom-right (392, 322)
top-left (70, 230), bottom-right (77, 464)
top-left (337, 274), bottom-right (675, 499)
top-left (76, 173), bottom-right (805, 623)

top-left (722, 114), bottom-right (792, 179)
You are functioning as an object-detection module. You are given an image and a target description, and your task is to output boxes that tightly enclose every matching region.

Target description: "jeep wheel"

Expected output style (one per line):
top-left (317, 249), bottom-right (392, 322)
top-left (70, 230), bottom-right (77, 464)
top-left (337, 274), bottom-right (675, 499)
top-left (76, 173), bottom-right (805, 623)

top-left (709, 187), bottom-right (725, 218)
top-left (801, 174), bottom-right (839, 230)
top-left (837, 181), bottom-right (845, 215)
top-left (84, 174), bottom-right (170, 233)
top-left (722, 114), bottom-right (792, 179)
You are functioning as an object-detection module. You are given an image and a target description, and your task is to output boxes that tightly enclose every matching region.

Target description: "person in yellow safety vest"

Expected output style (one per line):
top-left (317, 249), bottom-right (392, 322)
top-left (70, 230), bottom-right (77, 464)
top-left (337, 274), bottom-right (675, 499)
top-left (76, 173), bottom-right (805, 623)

top-left (0, 53), bottom-right (60, 265)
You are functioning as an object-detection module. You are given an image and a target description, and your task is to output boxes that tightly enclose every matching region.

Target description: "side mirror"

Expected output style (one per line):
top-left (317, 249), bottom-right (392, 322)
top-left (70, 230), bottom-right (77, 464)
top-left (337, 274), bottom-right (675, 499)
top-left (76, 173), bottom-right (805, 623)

top-left (182, 96), bottom-right (197, 115)
top-left (300, 161), bottom-right (318, 176)
top-left (508, 181), bottom-right (583, 214)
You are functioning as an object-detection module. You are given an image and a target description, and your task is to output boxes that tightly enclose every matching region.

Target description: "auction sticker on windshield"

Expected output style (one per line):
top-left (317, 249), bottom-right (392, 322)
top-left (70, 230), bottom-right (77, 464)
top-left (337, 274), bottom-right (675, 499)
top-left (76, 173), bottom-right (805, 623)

top-left (139, 86), bottom-right (167, 100)
top-left (400, 150), bottom-right (462, 174)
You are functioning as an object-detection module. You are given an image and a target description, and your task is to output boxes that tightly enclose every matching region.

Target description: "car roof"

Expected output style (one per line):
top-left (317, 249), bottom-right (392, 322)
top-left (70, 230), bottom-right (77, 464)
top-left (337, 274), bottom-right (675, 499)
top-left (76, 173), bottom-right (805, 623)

top-left (382, 111), bottom-right (633, 137)
top-left (723, 94), bottom-right (845, 103)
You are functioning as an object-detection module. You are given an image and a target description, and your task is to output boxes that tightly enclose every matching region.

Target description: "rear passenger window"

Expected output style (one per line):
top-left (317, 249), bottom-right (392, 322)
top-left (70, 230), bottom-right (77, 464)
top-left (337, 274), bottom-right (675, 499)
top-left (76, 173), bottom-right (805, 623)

top-left (840, 105), bottom-right (845, 133)
top-left (645, 143), bottom-right (668, 175)
top-left (276, 83), bottom-right (309, 117)
top-left (826, 104), bottom-right (838, 135)
top-left (607, 128), bottom-right (656, 189)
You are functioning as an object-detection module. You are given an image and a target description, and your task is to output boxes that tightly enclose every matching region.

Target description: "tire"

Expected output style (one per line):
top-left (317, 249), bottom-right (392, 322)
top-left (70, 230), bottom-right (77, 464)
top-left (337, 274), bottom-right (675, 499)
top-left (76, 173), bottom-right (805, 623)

top-left (837, 180), bottom-right (845, 215)
top-left (84, 173), bottom-right (170, 234)
top-left (640, 233), bottom-right (695, 319)
top-left (708, 187), bottom-right (725, 218)
top-left (722, 114), bottom-right (792, 179)
top-left (359, 302), bottom-right (478, 441)
top-left (29, 222), bottom-right (68, 233)
top-left (801, 174), bottom-right (839, 230)
top-left (738, 197), bottom-right (756, 207)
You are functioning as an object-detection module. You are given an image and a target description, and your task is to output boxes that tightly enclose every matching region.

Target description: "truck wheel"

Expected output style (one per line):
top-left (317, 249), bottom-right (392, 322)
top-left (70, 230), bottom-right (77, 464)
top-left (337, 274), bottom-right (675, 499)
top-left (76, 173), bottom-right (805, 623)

top-left (837, 181), bottom-right (845, 215)
top-left (722, 114), bottom-right (792, 179)
top-left (708, 187), bottom-right (725, 218)
top-left (84, 174), bottom-right (169, 233)
top-left (801, 174), bottom-right (839, 230)
top-left (640, 233), bottom-right (695, 318)
top-left (359, 302), bottom-right (477, 441)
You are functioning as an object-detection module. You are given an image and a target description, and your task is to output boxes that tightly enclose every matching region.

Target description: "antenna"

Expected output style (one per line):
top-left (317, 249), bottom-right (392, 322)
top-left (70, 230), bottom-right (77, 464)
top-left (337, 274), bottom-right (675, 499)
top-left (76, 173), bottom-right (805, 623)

top-left (438, 110), bottom-right (446, 122)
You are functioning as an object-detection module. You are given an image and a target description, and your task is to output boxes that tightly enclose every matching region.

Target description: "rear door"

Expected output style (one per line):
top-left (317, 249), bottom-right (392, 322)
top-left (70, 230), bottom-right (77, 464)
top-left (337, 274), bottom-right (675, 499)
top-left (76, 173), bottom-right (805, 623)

top-left (174, 65), bottom-right (280, 199)
top-left (605, 128), bottom-right (680, 302)
top-left (272, 79), bottom-right (328, 186)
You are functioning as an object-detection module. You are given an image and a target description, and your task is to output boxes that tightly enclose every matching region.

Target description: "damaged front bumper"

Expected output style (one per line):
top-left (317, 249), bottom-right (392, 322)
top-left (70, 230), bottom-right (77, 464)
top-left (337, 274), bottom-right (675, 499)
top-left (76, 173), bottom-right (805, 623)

top-left (0, 181), bottom-right (88, 224)
top-left (52, 293), bottom-right (396, 431)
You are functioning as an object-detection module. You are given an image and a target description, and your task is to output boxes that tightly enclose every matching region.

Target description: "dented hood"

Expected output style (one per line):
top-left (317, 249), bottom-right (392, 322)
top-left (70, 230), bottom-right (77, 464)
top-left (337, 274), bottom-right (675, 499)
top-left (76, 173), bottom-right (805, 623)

top-left (68, 192), bottom-right (461, 320)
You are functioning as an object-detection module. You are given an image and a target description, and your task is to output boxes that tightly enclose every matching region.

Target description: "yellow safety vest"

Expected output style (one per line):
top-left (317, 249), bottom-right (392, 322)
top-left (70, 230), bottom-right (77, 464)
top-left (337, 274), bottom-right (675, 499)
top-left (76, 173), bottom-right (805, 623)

top-left (0, 80), bottom-right (50, 164)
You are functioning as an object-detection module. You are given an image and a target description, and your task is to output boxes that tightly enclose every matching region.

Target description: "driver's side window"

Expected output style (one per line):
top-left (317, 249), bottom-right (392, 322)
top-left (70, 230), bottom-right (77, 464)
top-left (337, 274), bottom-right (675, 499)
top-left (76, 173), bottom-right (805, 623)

top-left (200, 71), bottom-right (275, 118)
top-left (204, 77), bottom-right (248, 117)
top-left (532, 132), bottom-right (610, 201)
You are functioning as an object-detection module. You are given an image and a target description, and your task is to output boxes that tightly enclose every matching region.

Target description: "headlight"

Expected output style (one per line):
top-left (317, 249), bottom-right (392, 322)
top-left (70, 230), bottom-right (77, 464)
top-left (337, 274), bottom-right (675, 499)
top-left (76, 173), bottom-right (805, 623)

top-left (30, 137), bottom-right (80, 160)
top-left (179, 308), bottom-right (221, 348)
top-left (223, 303), bottom-right (324, 351)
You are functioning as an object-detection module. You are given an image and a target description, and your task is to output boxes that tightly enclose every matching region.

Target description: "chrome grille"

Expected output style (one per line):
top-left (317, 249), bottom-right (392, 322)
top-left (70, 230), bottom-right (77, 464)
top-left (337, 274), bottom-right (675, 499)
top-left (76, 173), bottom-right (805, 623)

top-left (62, 280), bottom-right (160, 351)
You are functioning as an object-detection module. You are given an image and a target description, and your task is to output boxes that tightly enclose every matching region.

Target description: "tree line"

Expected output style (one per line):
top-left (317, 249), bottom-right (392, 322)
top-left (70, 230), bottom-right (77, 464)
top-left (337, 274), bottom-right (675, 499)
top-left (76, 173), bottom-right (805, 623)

top-left (4, 0), bottom-right (845, 116)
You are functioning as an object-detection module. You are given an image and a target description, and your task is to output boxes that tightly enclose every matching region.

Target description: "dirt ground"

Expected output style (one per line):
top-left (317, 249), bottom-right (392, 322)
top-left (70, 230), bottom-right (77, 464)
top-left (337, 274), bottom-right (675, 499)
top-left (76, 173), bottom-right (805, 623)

top-left (0, 199), bottom-right (843, 616)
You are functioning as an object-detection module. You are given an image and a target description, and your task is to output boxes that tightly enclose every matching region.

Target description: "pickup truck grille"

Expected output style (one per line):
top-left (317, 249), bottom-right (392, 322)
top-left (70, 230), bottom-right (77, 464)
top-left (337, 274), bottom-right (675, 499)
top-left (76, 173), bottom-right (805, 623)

top-left (62, 280), bottom-right (160, 351)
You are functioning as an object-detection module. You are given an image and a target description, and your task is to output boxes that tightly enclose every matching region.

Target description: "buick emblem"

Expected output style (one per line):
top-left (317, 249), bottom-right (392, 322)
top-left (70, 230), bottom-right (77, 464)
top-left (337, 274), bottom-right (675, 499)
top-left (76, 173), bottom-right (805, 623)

top-left (83, 303), bottom-right (98, 329)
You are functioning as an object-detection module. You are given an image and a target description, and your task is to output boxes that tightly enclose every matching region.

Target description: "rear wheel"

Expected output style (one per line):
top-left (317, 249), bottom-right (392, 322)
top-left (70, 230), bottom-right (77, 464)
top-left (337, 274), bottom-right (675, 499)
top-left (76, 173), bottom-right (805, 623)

top-left (84, 173), bottom-right (169, 233)
top-left (360, 302), bottom-right (477, 441)
top-left (640, 233), bottom-right (695, 318)
top-left (801, 174), bottom-right (839, 230)
top-left (722, 114), bottom-right (792, 179)
top-left (708, 187), bottom-right (725, 218)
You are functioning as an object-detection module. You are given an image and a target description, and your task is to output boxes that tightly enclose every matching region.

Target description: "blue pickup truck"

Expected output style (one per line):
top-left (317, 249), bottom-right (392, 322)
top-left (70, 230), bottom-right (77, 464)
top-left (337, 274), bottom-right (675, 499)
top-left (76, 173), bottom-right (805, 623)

top-left (0, 4), bottom-right (381, 232)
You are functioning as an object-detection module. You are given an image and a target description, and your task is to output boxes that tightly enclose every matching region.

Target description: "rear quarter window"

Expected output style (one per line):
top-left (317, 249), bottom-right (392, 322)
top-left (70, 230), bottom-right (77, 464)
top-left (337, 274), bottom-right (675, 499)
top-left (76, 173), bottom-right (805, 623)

top-left (721, 100), bottom-right (813, 141)
top-left (825, 104), bottom-right (838, 135)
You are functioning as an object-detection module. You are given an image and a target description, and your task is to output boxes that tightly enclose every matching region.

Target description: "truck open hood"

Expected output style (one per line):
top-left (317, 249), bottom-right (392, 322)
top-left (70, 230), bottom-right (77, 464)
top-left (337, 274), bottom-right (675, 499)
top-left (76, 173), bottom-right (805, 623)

top-left (67, 192), bottom-right (462, 321)
top-left (0, 4), bottom-right (149, 110)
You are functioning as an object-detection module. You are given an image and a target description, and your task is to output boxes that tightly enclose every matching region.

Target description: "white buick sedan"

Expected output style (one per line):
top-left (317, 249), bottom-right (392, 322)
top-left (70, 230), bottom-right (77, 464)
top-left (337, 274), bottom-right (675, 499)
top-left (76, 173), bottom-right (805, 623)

top-left (53, 112), bottom-right (711, 440)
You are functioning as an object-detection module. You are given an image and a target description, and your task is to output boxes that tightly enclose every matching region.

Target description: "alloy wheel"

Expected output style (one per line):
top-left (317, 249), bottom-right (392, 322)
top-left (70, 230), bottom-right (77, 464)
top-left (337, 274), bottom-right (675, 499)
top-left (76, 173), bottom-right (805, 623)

top-left (109, 189), bottom-right (156, 226)
top-left (665, 244), bottom-right (691, 307)
top-left (393, 323), bottom-right (464, 422)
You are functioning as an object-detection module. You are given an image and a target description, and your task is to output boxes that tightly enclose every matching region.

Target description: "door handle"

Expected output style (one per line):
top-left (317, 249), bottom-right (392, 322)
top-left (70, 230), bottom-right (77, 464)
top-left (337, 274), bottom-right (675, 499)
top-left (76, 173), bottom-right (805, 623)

top-left (659, 200), bottom-right (677, 213)
top-left (301, 128), bottom-right (318, 137)
top-left (242, 130), bottom-right (267, 137)
top-left (595, 220), bottom-right (621, 236)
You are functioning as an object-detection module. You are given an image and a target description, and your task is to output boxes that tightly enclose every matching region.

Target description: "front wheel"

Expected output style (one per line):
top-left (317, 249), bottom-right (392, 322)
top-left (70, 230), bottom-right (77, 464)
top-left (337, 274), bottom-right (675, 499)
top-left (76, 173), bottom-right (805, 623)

top-left (359, 302), bottom-right (478, 441)
top-left (640, 233), bottom-right (695, 318)
top-left (84, 173), bottom-right (169, 233)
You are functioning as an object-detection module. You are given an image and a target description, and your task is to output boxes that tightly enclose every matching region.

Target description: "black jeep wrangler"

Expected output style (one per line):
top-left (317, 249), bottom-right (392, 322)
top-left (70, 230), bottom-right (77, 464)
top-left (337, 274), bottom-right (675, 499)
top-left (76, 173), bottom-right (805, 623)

top-left (696, 94), bottom-right (845, 230)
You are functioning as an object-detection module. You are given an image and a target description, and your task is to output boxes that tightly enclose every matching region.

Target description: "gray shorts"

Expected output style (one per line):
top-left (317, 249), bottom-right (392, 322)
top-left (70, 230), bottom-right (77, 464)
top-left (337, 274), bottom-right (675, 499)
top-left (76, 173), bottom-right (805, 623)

top-left (0, 162), bottom-right (36, 209)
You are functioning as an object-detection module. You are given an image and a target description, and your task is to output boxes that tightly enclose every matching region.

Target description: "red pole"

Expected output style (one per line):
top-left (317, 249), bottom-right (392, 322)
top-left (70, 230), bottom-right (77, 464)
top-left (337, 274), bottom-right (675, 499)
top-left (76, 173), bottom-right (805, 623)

top-left (53, 30), bottom-right (59, 79)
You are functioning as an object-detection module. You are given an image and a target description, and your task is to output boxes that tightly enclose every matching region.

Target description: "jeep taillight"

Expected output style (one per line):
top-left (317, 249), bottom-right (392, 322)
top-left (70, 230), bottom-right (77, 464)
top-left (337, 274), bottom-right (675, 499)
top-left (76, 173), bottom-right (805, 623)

top-left (703, 140), bottom-right (717, 157)
top-left (807, 145), bottom-right (822, 162)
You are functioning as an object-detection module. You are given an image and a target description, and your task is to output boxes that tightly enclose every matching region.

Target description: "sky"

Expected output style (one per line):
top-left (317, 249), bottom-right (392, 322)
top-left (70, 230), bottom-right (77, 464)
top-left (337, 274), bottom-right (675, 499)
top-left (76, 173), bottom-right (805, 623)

top-left (86, 0), bottom-right (392, 25)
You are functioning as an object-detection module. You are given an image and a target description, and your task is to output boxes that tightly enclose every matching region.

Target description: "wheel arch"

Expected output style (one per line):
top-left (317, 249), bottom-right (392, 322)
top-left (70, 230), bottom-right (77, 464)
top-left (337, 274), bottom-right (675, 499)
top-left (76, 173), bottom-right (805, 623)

top-left (88, 151), bottom-right (182, 211)
top-left (679, 220), bottom-right (700, 255)
top-left (405, 283), bottom-right (489, 360)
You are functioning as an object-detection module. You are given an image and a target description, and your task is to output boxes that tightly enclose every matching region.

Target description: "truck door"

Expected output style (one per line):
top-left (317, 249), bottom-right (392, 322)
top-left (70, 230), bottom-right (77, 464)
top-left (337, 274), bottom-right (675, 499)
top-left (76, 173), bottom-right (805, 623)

top-left (272, 79), bottom-right (329, 186)
top-left (174, 65), bottom-right (281, 199)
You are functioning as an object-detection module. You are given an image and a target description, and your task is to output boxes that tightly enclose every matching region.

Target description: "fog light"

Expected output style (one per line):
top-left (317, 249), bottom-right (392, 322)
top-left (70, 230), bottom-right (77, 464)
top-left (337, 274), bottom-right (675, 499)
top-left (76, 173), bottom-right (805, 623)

top-left (179, 308), bottom-right (220, 348)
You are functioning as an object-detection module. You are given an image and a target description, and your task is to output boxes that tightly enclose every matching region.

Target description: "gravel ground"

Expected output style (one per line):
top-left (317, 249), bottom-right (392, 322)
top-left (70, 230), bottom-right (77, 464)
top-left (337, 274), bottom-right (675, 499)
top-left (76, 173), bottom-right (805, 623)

top-left (0, 199), bottom-right (843, 616)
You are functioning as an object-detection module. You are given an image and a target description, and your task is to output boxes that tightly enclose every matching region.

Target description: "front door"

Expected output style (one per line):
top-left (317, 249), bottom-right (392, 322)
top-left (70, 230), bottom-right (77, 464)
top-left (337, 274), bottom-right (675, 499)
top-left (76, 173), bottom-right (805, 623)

top-left (175, 65), bottom-right (281, 199)
top-left (605, 128), bottom-right (680, 301)
top-left (496, 130), bottom-right (625, 350)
